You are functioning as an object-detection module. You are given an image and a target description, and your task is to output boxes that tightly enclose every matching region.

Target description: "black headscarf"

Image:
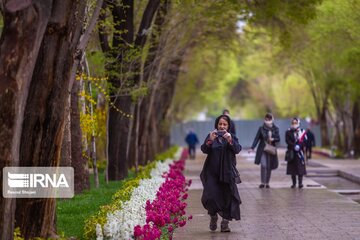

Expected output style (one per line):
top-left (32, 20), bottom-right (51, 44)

top-left (214, 114), bottom-right (232, 131)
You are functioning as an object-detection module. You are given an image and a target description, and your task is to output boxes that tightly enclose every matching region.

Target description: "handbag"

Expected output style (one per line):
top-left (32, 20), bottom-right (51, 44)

top-left (232, 165), bottom-right (242, 184)
top-left (264, 142), bottom-right (277, 155)
top-left (285, 150), bottom-right (295, 162)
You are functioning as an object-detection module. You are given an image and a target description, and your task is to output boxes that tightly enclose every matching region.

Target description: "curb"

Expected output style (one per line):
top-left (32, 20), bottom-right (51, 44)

top-left (338, 170), bottom-right (360, 185)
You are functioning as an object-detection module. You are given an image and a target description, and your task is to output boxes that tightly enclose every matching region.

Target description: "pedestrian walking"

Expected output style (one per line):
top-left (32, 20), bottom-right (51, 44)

top-left (285, 118), bottom-right (307, 189)
top-left (200, 114), bottom-right (242, 232)
top-left (249, 113), bottom-right (280, 188)
top-left (305, 128), bottom-right (315, 160)
top-left (223, 109), bottom-right (236, 135)
top-left (185, 129), bottom-right (199, 159)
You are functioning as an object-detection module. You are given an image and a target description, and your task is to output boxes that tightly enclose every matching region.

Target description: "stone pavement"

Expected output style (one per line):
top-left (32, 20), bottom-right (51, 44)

top-left (311, 157), bottom-right (360, 186)
top-left (174, 149), bottom-right (360, 240)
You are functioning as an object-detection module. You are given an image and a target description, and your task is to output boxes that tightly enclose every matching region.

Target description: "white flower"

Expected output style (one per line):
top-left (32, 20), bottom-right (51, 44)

top-left (96, 224), bottom-right (103, 240)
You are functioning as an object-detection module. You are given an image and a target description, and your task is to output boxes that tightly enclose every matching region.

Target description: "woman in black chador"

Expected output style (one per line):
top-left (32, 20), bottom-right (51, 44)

top-left (200, 115), bottom-right (242, 232)
top-left (285, 118), bottom-right (307, 188)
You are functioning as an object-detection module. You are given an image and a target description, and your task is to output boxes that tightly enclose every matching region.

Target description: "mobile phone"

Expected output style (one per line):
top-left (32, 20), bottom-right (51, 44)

top-left (216, 130), bottom-right (226, 137)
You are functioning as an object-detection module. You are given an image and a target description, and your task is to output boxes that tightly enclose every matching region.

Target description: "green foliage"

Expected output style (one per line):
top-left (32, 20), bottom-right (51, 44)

top-left (14, 227), bottom-right (24, 240)
top-left (173, 43), bottom-right (241, 120)
top-left (169, 0), bottom-right (322, 120)
top-left (131, 85), bottom-right (148, 102)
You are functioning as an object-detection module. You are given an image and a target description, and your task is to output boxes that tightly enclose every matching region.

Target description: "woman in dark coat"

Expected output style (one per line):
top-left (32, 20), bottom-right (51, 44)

top-left (200, 114), bottom-right (242, 232)
top-left (250, 113), bottom-right (280, 188)
top-left (285, 118), bottom-right (307, 188)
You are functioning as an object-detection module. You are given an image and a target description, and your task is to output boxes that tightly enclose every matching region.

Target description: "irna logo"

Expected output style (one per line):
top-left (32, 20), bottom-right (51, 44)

top-left (8, 172), bottom-right (69, 188)
top-left (3, 167), bottom-right (74, 198)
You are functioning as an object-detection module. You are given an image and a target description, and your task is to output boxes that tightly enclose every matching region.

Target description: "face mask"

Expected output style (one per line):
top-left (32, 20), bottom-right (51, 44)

top-left (291, 124), bottom-right (300, 129)
top-left (264, 120), bottom-right (273, 126)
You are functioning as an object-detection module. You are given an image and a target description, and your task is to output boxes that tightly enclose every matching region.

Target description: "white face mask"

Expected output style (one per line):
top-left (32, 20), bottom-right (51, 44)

top-left (291, 124), bottom-right (300, 129)
top-left (264, 120), bottom-right (273, 126)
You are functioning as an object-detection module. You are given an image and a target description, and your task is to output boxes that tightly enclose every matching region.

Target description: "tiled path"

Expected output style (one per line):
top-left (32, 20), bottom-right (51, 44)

top-left (174, 150), bottom-right (360, 240)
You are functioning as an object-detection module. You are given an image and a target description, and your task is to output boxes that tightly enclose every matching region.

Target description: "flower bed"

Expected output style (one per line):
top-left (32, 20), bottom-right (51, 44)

top-left (133, 154), bottom-right (192, 240)
top-left (84, 147), bottom-right (191, 240)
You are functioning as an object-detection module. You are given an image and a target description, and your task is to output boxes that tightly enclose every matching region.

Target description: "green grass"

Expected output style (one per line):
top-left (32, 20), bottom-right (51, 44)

top-left (57, 171), bottom-right (134, 239)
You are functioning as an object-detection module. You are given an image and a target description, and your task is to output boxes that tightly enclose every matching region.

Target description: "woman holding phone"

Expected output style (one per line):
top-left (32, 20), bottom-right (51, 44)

top-left (200, 114), bottom-right (242, 232)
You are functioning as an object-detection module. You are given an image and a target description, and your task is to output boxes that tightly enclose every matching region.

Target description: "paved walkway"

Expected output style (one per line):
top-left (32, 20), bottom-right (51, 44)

top-left (174, 149), bottom-right (360, 240)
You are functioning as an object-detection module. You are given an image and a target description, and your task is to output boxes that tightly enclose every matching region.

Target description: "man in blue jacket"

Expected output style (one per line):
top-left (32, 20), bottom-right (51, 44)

top-left (185, 130), bottom-right (199, 159)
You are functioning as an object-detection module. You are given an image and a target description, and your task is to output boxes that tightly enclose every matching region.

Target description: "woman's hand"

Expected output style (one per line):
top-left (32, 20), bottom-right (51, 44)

top-left (223, 132), bottom-right (232, 143)
top-left (209, 130), bottom-right (217, 141)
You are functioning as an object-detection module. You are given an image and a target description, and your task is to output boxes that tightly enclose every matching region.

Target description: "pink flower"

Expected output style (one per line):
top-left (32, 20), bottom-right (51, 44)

top-left (134, 225), bottom-right (142, 237)
top-left (179, 220), bottom-right (186, 227)
top-left (134, 149), bottom-right (191, 239)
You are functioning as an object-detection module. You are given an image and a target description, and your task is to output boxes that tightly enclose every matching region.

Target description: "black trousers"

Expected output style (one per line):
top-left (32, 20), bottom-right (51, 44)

top-left (188, 145), bottom-right (196, 159)
top-left (292, 175), bottom-right (303, 186)
top-left (306, 146), bottom-right (312, 159)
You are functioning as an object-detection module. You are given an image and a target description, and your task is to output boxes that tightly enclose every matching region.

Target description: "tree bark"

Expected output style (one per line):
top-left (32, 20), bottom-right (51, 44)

top-left (106, 0), bottom-right (134, 180)
top-left (71, 79), bottom-right (90, 193)
top-left (15, 0), bottom-right (87, 238)
top-left (0, 1), bottom-right (52, 238)
top-left (319, 104), bottom-right (330, 147)
top-left (353, 100), bottom-right (360, 157)
top-left (60, 94), bottom-right (71, 166)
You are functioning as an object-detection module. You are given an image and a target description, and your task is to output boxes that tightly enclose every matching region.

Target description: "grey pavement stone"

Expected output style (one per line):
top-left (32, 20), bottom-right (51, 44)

top-left (174, 151), bottom-right (360, 240)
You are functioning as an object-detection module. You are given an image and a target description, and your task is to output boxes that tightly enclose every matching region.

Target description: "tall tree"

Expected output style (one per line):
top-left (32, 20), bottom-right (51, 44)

top-left (99, 0), bottom-right (160, 180)
top-left (0, 1), bottom-right (52, 238)
top-left (12, 0), bottom-right (103, 237)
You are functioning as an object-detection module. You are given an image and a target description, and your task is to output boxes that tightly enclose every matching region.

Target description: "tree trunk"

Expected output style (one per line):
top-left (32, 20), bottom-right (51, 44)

top-left (156, 54), bottom-right (185, 151)
top-left (105, 0), bottom-right (134, 181)
top-left (83, 57), bottom-right (99, 188)
top-left (342, 97), bottom-right (354, 156)
top-left (135, 0), bottom-right (170, 166)
top-left (60, 94), bottom-right (71, 166)
top-left (71, 79), bottom-right (90, 193)
top-left (15, 1), bottom-right (87, 238)
top-left (0, 1), bottom-right (52, 238)
top-left (106, 0), bottom-right (160, 180)
top-left (88, 81), bottom-right (99, 188)
top-left (319, 104), bottom-right (330, 147)
top-left (353, 100), bottom-right (360, 157)
top-left (107, 96), bottom-right (133, 180)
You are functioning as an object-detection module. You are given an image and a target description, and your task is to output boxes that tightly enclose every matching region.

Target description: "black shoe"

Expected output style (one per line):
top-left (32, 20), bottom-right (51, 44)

top-left (291, 185), bottom-right (296, 188)
top-left (299, 184), bottom-right (304, 189)
top-left (265, 184), bottom-right (270, 188)
top-left (220, 219), bottom-right (231, 232)
top-left (259, 184), bottom-right (265, 189)
top-left (209, 215), bottom-right (218, 231)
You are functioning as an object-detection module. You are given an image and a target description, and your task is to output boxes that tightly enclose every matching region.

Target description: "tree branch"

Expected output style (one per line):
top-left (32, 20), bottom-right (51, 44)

top-left (77, 0), bottom-right (104, 51)
top-left (134, 0), bottom-right (160, 48)
top-left (98, 0), bottom-right (110, 53)
top-left (68, 0), bottom-right (103, 92)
